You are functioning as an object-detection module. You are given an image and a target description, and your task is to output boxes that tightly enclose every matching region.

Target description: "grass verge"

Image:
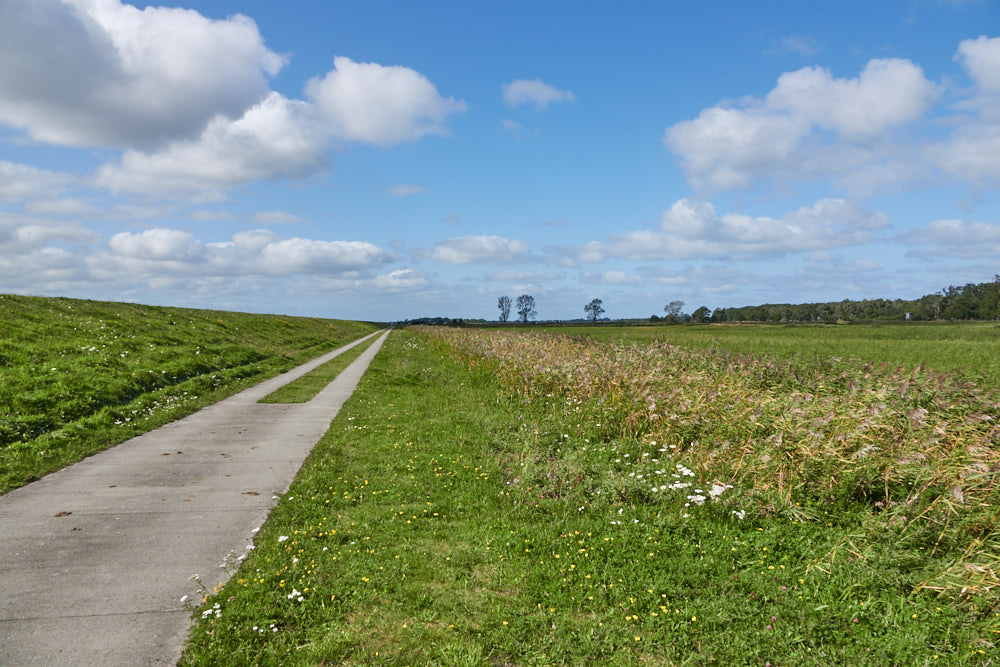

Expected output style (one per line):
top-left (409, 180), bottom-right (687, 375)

top-left (258, 333), bottom-right (380, 404)
top-left (0, 294), bottom-right (379, 494)
top-left (182, 329), bottom-right (998, 665)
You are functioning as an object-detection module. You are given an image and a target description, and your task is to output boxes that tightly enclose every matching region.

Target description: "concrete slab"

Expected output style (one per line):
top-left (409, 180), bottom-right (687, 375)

top-left (0, 330), bottom-right (389, 666)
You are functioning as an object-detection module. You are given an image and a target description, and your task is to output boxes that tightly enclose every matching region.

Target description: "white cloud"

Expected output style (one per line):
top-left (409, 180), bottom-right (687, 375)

top-left (93, 57), bottom-right (465, 198)
top-left (933, 36), bottom-right (1000, 188)
top-left (503, 79), bottom-right (575, 110)
top-left (664, 108), bottom-right (809, 190)
top-left (101, 228), bottom-right (393, 278)
top-left (556, 198), bottom-right (888, 264)
top-left (256, 238), bottom-right (390, 274)
top-left (108, 228), bottom-right (205, 261)
top-left (253, 210), bottom-right (302, 224)
top-left (765, 58), bottom-right (939, 139)
top-left (93, 92), bottom-right (326, 198)
top-left (374, 268), bottom-right (427, 291)
top-left (306, 56), bottom-right (466, 147)
top-left (956, 35), bottom-right (1000, 93)
top-left (0, 212), bottom-right (98, 252)
top-left (664, 56), bottom-right (940, 193)
top-left (901, 218), bottom-right (1000, 258)
top-left (0, 246), bottom-right (91, 292)
top-left (0, 161), bottom-right (73, 201)
top-left (427, 235), bottom-right (531, 264)
top-left (0, 0), bottom-right (284, 150)
top-left (387, 184), bottom-right (426, 197)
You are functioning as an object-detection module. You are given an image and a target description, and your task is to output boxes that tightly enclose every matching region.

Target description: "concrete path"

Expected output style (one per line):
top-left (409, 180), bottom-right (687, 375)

top-left (0, 329), bottom-right (390, 666)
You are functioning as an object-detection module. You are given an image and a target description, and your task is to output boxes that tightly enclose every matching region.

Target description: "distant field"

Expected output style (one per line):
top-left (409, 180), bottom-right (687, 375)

top-left (544, 322), bottom-right (1000, 387)
top-left (0, 294), bottom-right (380, 494)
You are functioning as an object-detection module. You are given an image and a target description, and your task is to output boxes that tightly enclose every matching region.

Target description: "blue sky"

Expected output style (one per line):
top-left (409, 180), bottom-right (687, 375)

top-left (1, 1), bottom-right (998, 321)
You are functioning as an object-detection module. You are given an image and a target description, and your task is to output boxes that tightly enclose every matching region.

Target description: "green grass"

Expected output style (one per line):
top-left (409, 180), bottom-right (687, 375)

top-left (0, 294), bottom-right (379, 494)
top-left (258, 333), bottom-right (381, 404)
top-left (182, 329), bottom-right (999, 665)
top-left (544, 322), bottom-right (1000, 388)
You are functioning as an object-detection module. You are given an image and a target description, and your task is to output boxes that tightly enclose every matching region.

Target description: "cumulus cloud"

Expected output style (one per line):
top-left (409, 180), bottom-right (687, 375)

top-left (306, 56), bottom-right (467, 147)
top-left (93, 57), bottom-right (465, 197)
top-left (956, 35), bottom-right (1000, 94)
top-left (664, 108), bottom-right (810, 191)
top-left (427, 235), bottom-right (531, 264)
top-left (765, 59), bottom-right (939, 139)
top-left (555, 198), bottom-right (889, 264)
top-left (102, 228), bottom-right (393, 277)
top-left (109, 228), bottom-right (205, 261)
top-left (664, 56), bottom-right (939, 193)
top-left (0, 0), bottom-right (284, 150)
top-left (502, 79), bottom-right (575, 110)
top-left (93, 92), bottom-right (327, 197)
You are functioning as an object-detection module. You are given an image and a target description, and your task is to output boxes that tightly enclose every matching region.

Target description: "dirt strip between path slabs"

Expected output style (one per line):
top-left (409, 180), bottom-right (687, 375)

top-left (0, 329), bottom-right (390, 666)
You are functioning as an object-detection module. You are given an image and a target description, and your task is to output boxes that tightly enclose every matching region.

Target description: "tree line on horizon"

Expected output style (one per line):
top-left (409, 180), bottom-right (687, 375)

top-left (401, 276), bottom-right (1000, 327)
top-left (708, 276), bottom-right (1000, 323)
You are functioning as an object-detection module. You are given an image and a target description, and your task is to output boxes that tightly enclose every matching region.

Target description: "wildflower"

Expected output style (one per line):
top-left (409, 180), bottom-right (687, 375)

top-left (277, 535), bottom-right (288, 542)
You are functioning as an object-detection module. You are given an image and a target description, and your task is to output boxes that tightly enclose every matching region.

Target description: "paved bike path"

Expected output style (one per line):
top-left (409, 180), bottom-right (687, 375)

top-left (0, 329), bottom-right (390, 666)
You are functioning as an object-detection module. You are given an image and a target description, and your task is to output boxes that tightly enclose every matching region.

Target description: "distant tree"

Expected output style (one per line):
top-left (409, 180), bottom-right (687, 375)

top-left (664, 300), bottom-right (685, 323)
top-left (584, 298), bottom-right (604, 323)
top-left (516, 294), bottom-right (536, 323)
top-left (497, 295), bottom-right (512, 322)
top-left (691, 305), bottom-right (711, 323)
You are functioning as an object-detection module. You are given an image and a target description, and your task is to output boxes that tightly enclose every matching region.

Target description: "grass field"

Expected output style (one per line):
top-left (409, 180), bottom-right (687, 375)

top-left (545, 322), bottom-right (1000, 389)
top-left (0, 294), bottom-right (379, 494)
top-left (182, 326), bottom-right (999, 665)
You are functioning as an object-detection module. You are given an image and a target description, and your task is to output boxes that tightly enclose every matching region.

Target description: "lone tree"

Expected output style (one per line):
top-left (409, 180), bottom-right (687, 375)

top-left (691, 305), bottom-right (711, 323)
top-left (516, 294), bottom-right (536, 323)
top-left (584, 298), bottom-right (604, 323)
top-left (497, 295), bottom-right (512, 322)
top-left (664, 300), bottom-right (685, 323)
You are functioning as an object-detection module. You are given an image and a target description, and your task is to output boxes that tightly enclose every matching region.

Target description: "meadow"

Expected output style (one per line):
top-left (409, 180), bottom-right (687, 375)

top-left (544, 321), bottom-right (1000, 389)
top-left (183, 325), bottom-right (999, 665)
top-left (0, 294), bottom-right (379, 493)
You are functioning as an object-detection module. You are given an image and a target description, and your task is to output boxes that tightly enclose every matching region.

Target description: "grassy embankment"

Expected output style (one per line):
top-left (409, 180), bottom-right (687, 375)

top-left (0, 294), bottom-right (379, 494)
top-left (549, 321), bottom-right (1000, 389)
top-left (183, 326), bottom-right (999, 665)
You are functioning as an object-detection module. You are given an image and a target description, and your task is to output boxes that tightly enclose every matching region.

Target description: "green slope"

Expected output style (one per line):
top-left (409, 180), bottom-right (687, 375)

top-left (0, 294), bottom-right (379, 494)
